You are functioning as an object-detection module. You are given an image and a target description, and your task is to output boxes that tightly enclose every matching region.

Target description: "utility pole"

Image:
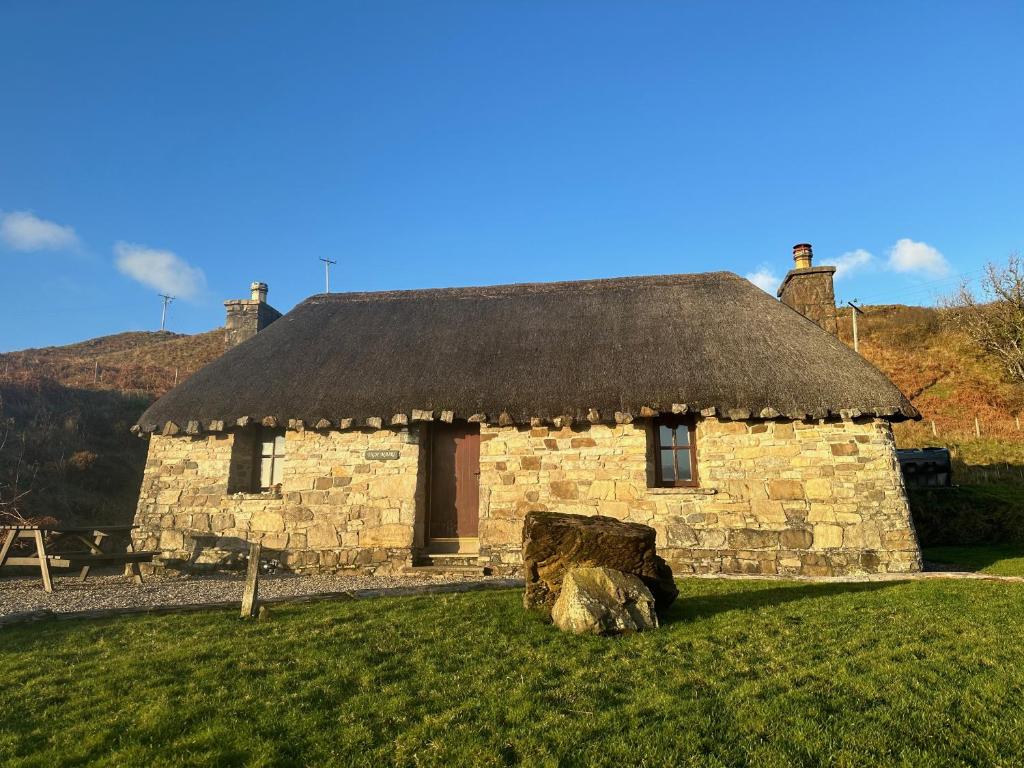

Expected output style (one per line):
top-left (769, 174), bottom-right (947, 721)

top-left (847, 300), bottom-right (864, 353)
top-left (319, 257), bottom-right (337, 293)
top-left (159, 294), bottom-right (175, 331)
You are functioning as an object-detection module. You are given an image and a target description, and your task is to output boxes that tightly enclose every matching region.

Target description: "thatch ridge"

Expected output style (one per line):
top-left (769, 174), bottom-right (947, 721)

top-left (136, 271), bottom-right (918, 432)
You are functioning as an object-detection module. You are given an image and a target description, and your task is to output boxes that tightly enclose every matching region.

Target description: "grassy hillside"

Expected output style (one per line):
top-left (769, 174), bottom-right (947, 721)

top-left (0, 303), bottom-right (1021, 525)
top-left (0, 329), bottom-right (224, 396)
top-left (0, 330), bottom-right (224, 524)
top-left (836, 304), bottom-right (1024, 485)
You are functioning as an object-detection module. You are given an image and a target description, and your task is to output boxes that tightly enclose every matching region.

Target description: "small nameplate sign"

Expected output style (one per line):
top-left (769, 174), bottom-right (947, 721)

top-left (365, 449), bottom-right (400, 461)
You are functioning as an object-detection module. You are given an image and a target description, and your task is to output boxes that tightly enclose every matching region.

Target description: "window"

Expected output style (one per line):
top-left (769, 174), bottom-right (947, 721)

top-left (228, 426), bottom-right (286, 494)
top-left (258, 429), bottom-right (286, 490)
top-left (653, 418), bottom-right (698, 487)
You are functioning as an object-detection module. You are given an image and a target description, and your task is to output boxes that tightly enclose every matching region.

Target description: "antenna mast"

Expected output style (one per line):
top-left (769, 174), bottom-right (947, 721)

top-left (159, 294), bottom-right (175, 331)
top-left (319, 257), bottom-right (337, 293)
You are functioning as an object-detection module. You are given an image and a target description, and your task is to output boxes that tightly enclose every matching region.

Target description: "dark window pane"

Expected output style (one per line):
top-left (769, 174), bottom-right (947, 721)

top-left (658, 424), bottom-right (673, 447)
top-left (676, 449), bottom-right (693, 481)
top-left (659, 450), bottom-right (675, 482)
top-left (675, 425), bottom-right (690, 446)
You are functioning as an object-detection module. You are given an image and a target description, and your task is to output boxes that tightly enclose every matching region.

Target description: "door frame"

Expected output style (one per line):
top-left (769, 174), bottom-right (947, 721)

top-left (425, 421), bottom-right (480, 553)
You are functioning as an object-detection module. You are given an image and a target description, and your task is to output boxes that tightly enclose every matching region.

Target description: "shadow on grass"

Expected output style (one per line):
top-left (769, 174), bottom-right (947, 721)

top-left (922, 544), bottom-right (1024, 573)
top-left (662, 580), bottom-right (902, 625)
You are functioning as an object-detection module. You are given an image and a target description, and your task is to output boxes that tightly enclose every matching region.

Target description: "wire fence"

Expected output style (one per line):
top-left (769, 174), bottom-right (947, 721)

top-left (895, 415), bottom-right (1024, 443)
top-left (952, 462), bottom-right (1024, 485)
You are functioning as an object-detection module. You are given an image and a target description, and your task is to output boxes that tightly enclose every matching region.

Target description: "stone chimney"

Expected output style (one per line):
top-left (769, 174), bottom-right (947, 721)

top-left (224, 281), bottom-right (282, 349)
top-left (777, 243), bottom-right (838, 334)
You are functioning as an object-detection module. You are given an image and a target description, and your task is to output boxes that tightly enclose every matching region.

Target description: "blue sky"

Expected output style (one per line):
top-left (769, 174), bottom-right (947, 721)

top-left (2, 1), bottom-right (1022, 350)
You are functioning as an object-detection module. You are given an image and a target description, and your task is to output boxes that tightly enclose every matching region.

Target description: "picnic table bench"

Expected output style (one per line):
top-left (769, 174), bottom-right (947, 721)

top-left (0, 524), bottom-right (159, 593)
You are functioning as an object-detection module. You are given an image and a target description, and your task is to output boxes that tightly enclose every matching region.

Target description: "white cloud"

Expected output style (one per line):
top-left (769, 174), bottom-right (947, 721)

top-left (114, 241), bottom-right (206, 300)
top-left (833, 248), bottom-right (874, 280)
top-left (0, 211), bottom-right (80, 251)
top-left (886, 238), bottom-right (950, 277)
top-left (745, 266), bottom-right (781, 294)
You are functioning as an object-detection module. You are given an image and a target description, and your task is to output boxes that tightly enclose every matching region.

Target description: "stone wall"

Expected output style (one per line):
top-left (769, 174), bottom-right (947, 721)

top-left (133, 427), bottom-right (425, 573)
top-left (477, 417), bottom-right (921, 576)
top-left (134, 416), bottom-right (921, 577)
top-left (778, 266), bottom-right (838, 334)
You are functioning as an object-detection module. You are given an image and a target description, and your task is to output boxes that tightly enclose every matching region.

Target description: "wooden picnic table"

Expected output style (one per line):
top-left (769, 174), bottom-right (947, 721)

top-left (0, 524), bottom-right (158, 593)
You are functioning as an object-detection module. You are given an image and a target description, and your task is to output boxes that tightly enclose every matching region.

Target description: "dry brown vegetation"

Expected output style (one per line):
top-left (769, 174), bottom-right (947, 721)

top-left (0, 329), bottom-right (225, 396)
top-left (0, 330), bottom-right (225, 524)
top-left (837, 304), bottom-right (1024, 484)
top-left (839, 304), bottom-right (1024, 437)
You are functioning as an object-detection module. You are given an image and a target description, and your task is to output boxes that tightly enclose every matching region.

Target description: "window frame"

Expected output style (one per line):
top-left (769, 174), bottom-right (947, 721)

top-left (652, 417), bottom-right (699, 488)
top-left (255, 428), bottom-right (286, 491)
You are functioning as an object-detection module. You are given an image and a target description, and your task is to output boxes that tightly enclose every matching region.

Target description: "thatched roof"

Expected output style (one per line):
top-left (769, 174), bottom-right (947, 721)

top-left (135, 272), bottom-right (918, 433)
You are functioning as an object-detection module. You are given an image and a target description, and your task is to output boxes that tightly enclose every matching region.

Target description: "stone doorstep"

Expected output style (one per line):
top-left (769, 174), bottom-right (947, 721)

top-left (424, 538), bottom-right (479, 556)
top-left (409, 550), bottom-right (490, 575)
top-left (403, 564), bottom-right (491, 576)
top-left (426, 552), bottom-right (480, 562)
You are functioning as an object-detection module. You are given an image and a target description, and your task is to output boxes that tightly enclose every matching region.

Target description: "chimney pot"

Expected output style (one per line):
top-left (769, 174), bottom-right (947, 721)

top-left (250, 281), bottom-right (268, 303)
top-left (792, 243), bottom-right (813, 270)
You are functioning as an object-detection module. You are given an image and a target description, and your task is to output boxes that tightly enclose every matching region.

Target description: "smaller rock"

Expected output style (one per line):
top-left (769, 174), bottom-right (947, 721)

top-left (551, 566), bottom-right (659, 636)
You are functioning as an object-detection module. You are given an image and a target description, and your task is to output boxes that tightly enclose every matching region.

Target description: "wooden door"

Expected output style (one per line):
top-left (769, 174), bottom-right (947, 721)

top-left (428, 423), bottom-right (480, 541)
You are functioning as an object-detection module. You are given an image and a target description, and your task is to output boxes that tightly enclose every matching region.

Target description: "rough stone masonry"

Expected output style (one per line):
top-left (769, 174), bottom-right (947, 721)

top-left (133, 415), bottom-right (922, 577)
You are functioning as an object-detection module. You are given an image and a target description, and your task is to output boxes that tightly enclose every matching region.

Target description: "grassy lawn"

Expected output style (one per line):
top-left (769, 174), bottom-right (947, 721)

top-left (923, 544), bottom-right (1024, 576)
top-left (4, 579), bottom-right (1024, 767)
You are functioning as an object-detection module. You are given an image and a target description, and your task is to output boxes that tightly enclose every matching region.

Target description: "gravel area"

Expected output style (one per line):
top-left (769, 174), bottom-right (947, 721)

top-left (6, 565), bottom-right (1016, 626)
top-left (0, 569), bottom-right (517, 620)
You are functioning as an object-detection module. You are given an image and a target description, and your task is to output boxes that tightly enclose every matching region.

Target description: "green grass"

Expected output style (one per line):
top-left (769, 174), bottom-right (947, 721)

top-left (923, 544), bottom-right (1024, 576)
top-left (4, 579), bottom-right (1024, 767)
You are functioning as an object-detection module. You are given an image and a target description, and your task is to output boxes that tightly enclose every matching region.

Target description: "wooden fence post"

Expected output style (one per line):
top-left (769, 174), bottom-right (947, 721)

top-left (241, 542), bottom-right (261, 619)
top-left (974, 416), bottom-right (981, 438)
top-left (930, 419), bottom-right (937, 437)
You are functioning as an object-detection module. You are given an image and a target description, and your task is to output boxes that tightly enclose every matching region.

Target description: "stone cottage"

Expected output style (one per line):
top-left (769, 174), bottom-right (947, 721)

top-left (131, 244), bottom-right (923, 576)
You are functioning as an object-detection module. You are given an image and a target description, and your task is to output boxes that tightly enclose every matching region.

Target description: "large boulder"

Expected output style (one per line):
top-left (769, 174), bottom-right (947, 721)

top-left (522, 511), bottom-right (678, 615)
top-left (552, 566), bottom-right (659, 635)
